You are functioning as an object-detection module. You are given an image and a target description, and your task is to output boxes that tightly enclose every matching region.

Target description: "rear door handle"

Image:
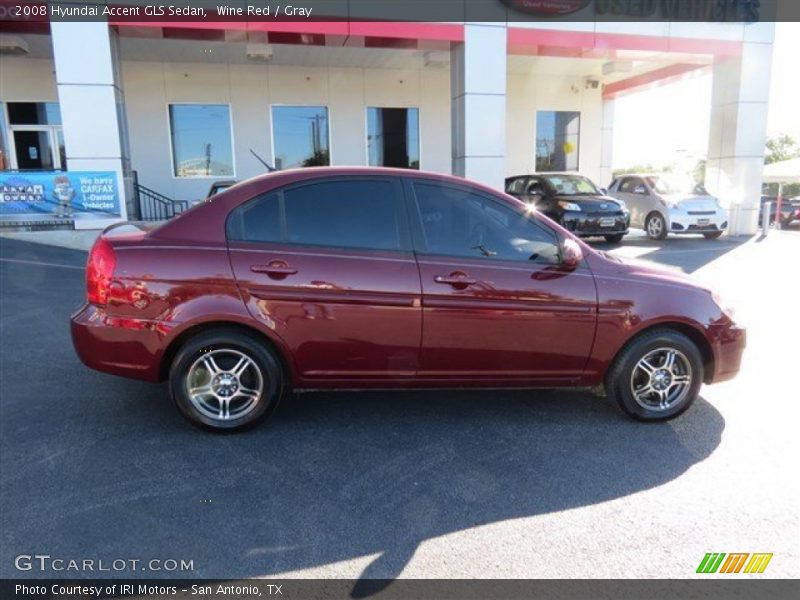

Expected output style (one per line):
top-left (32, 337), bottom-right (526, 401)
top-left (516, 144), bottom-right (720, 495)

top-left (434, 272), bottom-right (477, 287)
top-left (251, 262), bottom-right (298, 277)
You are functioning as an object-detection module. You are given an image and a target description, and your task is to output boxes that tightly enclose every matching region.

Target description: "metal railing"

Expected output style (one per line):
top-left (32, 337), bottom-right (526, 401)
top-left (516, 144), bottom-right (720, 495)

top-left (134, 181), bottom-right (189, 221)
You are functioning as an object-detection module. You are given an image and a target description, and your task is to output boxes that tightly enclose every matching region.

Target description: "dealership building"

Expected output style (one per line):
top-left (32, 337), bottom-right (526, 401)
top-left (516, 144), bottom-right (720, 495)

top-left (0, 14), bottom-right (775, 234)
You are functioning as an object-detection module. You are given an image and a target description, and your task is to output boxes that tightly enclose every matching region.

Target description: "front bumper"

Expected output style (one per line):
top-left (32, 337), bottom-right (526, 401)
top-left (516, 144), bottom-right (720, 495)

top-left (668, 207), bottom-right (728, 234)
top-left (710, 323), bottom-right (746, 384)
top-left (561, 211), bottom-right (630, 237)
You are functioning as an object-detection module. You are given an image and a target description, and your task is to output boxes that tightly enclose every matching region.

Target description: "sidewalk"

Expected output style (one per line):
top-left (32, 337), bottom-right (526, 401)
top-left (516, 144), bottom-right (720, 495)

top-left (0, 229), bottom-right (102, 252)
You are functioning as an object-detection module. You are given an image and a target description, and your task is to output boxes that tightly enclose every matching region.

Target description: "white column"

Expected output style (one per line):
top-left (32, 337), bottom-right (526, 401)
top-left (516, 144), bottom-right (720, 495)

top-left (51, 21), bottom-right (130, 227)
top-left (600, 98), bottom-right (615, 189)
top-left (705, 29), bottom-right (774, 236)
top-left (451, 24), bottom-right (506, 190)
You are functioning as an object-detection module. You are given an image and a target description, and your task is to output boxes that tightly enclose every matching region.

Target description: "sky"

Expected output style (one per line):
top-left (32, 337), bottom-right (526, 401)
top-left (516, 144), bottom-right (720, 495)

top-left (612, 22), bottom-right (800, 170)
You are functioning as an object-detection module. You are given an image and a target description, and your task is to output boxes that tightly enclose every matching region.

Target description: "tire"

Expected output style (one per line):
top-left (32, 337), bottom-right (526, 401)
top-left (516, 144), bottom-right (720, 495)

top-left (645, 212), bottom-right (668, 240)
top-left (604, 234), bottom-right (624, 244)
top-left (169, 328), bottom-right (285, 431)
top-left (605, 329), bottom-right (704, 422)
top-left (703, 231), bottom-right (724, 240)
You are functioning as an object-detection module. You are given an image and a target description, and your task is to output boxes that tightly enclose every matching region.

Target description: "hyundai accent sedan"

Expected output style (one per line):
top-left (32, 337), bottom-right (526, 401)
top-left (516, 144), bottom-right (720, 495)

top-left (71, 168), bottom-right (745, 430)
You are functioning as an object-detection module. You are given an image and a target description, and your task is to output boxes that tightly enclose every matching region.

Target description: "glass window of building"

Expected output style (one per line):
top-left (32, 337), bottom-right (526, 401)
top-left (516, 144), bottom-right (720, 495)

top-left (169, 104), bottom-right (234, 178)
top-left (536, 111), bottom-right (580, 172)
top-left (271, 106), bottom-right (330, 170)
top-left (367, 107), bottom-right (420, 169)
top-left (4, 102), bottom-right (65, 171)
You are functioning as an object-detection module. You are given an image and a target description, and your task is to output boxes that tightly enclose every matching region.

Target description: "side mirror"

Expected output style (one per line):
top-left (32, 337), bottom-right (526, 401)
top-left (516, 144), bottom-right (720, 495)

top-left (560, 237), bottom-right (584, 269)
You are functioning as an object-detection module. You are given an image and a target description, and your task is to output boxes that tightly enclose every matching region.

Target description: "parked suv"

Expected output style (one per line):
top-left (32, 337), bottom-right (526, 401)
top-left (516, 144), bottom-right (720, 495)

top-left (505, 173), bottom-right (630, 243)
top-left (608, 174), bottom-right (728, 240)
top-left (71, 168), bottom-right (745, 430)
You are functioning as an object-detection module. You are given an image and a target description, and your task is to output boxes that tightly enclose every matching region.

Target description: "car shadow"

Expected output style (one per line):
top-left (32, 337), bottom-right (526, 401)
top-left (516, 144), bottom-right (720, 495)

top-left (589, 232), bottom-right (752, 273)
top-left (19, 382), bottom-right (724, 589)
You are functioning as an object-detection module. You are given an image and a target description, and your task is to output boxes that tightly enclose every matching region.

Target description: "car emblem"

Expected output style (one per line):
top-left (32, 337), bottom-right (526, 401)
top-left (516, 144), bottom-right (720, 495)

top-left (601, 203), bottom-right (608, 209)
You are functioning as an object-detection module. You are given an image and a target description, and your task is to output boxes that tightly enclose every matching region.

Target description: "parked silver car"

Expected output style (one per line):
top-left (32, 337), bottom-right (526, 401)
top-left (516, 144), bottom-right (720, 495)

top-left (608, 174), bottom-right (728, 240)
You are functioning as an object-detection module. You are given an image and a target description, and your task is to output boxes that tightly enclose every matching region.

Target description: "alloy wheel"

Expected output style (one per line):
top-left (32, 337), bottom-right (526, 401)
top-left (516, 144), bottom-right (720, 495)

top-left (629, 347), bottom-right (693, 412)
top-left (186, 348), bottom-right (264, 422)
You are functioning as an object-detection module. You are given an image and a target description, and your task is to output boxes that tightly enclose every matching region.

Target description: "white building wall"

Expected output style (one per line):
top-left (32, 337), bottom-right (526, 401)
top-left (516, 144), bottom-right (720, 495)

top-left (0, 57), bottom-right (58, 102)
top-left (506, 70), bottom-right (604, 184)
top-left (121, 61), bottom-right (452, 202)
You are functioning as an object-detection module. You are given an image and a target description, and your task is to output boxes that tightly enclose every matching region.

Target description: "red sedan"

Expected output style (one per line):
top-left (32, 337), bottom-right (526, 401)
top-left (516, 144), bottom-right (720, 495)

top-left (71, 168), bottom-right (745, 430)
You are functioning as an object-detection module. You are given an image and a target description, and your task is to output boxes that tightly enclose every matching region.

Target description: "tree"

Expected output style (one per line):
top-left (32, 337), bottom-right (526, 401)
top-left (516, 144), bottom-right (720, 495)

top-left (765, 134), bottom-right (800, 165)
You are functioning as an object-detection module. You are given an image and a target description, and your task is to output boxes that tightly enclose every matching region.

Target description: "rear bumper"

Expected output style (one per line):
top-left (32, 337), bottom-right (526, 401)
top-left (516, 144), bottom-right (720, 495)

top-left (710, 324), bottom-right (746, 384)
top-left (561, 211), bottom-right (630, 237)
top-left (70, 303), bottom-right (165, 382)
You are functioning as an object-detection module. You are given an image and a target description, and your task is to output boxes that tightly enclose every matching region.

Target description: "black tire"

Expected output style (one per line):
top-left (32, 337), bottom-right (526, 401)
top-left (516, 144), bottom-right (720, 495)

top-left (604, 234), bottom-right (625, 244)
top-left (645, 212), bottom-right (668, 240)
top-left (703, 231), bottom-right (724, 240)
top-left (605, 329), bottom-right (704, 422)
top-left (169, 328), bottom-right (285, 431)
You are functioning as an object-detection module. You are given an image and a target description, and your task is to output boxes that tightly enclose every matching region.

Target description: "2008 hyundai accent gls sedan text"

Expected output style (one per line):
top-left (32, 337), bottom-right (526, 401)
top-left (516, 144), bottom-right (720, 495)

top-left (70, 167), bottom-right (746, 431)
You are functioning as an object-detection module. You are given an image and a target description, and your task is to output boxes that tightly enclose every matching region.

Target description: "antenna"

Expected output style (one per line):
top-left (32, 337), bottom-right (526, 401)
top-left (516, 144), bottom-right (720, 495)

top-left (250, 148), bottom-right (277, 172)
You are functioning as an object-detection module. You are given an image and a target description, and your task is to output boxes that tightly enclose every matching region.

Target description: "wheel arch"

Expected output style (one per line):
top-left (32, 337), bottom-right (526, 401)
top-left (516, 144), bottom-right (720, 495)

top-left (159, 320), bottom-right (295, 386)
top-left (611, 321), bottom-right (715, 385)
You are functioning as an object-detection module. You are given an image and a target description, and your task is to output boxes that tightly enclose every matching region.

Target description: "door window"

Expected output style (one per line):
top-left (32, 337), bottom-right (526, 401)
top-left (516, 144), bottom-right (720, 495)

top-left (5, 102), bottom-right (64, 170)
top-left (412, 183), bottom-right (560, 264)
top-left (228, 179), bottom-right (405, 252)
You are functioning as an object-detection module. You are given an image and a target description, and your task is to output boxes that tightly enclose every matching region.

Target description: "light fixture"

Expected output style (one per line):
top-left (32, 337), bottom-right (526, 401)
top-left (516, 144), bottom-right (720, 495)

top-left (0, 35), bottom-right (30, 56)
top-left (246, 43), bottom-right (273, 62)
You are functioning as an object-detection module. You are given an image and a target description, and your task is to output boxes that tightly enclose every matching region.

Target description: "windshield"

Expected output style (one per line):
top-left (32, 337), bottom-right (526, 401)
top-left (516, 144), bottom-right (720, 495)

top-left (646, 176), bottom-right (707, 196)
top-left (541, 175), bottom-right (599, 196)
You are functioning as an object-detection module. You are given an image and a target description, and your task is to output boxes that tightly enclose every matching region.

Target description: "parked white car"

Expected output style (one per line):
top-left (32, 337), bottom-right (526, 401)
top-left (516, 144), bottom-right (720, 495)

top-left (608, 175), bottom-right (728, 240)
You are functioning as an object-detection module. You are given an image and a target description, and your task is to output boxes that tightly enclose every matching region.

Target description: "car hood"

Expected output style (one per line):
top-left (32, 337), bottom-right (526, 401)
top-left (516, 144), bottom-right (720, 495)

top-left (599, 250), bottom-right (710, 291)
top-left (554, 195), bottom-right (625, 212)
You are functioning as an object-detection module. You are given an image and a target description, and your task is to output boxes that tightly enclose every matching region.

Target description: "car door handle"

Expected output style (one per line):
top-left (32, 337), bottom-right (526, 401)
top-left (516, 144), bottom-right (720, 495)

top-left (251, 262), bottom-right (298, 277)
top-left (434, 272), bottom-right (477, 287)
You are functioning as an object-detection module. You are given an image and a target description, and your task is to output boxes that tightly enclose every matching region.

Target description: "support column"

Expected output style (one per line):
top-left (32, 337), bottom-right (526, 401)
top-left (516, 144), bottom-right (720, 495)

top-left (451, 24), bottom-right (506, 189)
top-left (705, 33), bottom-right (774, 236)
top-left (600, 98), bottom-right (615, 188)
top-left (51, 21), bottom-right (131, 227)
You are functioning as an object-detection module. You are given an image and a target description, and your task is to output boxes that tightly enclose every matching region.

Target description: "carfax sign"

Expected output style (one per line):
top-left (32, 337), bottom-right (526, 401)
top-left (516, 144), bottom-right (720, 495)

top-left (0, 171), bottom-right (120, 219)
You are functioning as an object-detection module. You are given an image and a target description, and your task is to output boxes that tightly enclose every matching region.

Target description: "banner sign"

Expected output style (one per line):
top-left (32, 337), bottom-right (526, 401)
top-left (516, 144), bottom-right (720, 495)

top-left (0, 171), bottom-right (120, 219)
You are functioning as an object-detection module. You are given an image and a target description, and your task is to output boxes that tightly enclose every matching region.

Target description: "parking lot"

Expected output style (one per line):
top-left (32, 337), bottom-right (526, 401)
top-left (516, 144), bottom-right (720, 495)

top-left (0, 230), bottom-right (798, 581)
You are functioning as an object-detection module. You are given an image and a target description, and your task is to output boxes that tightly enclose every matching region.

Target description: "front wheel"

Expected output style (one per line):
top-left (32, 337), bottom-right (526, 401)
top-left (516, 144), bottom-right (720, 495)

top-left (169, 329), bottom-right (285, 431)
top-left (605, 329), bottom-right (704, 421)
top-left (645, 212), bottom-right (668, 240)
top-left (604, 234), bottom-right (625, 244)
top-left (703, 231), bottom-right (724, 240)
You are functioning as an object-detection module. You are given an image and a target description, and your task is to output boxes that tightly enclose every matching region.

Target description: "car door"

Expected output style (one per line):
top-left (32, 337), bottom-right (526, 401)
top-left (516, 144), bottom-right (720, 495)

top-left (226, 176), bottom-right (422, 385)
top-left (407, 180), bottom-right (598, 384)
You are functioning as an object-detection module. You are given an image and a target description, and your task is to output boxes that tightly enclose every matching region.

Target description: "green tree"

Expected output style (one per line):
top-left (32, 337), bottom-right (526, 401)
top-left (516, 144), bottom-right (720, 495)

top-left (765, 134), bottom-right (800, 165)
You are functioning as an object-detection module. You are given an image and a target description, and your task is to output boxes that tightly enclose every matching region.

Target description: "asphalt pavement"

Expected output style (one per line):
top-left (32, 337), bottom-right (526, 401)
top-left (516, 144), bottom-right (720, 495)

top-left (0, 231), bottom-right (798, 581)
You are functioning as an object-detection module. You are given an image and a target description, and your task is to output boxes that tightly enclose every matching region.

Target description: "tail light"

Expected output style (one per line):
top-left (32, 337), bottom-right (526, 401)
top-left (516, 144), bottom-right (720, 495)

top-left (86, 237), bottom-right (116, 306)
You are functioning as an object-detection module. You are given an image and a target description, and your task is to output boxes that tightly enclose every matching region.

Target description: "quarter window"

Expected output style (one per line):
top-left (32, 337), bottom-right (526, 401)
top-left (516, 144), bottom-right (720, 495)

top-left (271, 106), bottom-right (330, 170)
top-left (367, 107), bottom-right (419, 169)
top-left (413, 183), bottom-right (560, 264)
top-left (536, 111), bottom-right (580, 172)
top-left (619, 178), bottom-right (648, 194)
top-left (169, 104), bottom-right (234, 178)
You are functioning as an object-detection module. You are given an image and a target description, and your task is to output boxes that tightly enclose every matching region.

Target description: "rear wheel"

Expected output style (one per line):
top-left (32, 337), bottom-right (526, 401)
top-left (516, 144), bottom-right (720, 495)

top-left (604, 234), bottom-right (624, 244)
top-left (703, 231), bottom-right (724, 240)
top-left (645, 212), bottom-right (668, 240)
top-left (169, 329), bottom-right (285, 431)
top-left (605, 329), bottom-right (703, 421)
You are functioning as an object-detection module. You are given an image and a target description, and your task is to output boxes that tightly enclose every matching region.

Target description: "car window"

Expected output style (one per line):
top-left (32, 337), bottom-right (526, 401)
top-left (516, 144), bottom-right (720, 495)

top-left (227, 179), bottom-right (403, 251)
top-left (540, 175), bottom-right (599, 195)
top-left (283, 180), bottom-right (401, 250)
top-left (227, 192), bottom-right (281, 243)
top-left (413, 183), bottom-right (560, 264)
top-left (526, 177), bottom-right (546, 195)
top-left (619, 177), bottom-right (647, 194)
top-left (505, 177), bottom-right (528, 194)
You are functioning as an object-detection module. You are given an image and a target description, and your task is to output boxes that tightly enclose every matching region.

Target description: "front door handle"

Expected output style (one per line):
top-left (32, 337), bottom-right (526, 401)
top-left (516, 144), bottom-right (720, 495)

top-left (434, 272), bottom-right (477, 288)
top-left (251, 261), bottom-right (298, 278)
